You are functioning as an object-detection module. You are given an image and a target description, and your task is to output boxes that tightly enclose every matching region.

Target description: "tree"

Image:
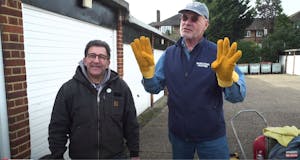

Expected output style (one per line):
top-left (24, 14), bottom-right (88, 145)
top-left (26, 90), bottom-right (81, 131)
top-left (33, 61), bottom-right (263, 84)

top-left (260, 14), bottom-right (300, 62)
top-left (198, 0), bottom-right (255, 42)
top-left (237, 40), bottom-right (261, 63)
top-left (255, 0), bottom-right (283, 33)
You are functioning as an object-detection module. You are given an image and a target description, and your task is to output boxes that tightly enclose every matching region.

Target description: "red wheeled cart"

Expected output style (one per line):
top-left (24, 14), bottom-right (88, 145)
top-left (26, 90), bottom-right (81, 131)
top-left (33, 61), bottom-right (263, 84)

top-left (230, 109), bottom-right (277, 160)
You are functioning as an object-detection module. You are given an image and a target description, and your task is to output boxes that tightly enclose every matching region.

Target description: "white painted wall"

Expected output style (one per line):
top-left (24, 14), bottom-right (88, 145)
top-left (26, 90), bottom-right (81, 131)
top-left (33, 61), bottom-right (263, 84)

top-left (22, 4), bottom-right (116, 159)
top-left (286, 56), bottom-right (294, 74)
top-left (0, 30), bottom-right (11, 159)
top-left (286, 55), bottom-right (300, 75)
top-left (294, 56), bottom-right (300, 75)
top-left (279, 55), bottom-right (300, 75)
top-left (123, 44), bottom-right (164, 115)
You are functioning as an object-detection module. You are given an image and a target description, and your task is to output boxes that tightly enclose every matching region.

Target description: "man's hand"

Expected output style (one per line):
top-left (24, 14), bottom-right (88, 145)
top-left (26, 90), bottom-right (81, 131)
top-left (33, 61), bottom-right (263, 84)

top-left (211, 37), bottom-right (242, 87)
top-left (130, 36), bottom-right (155, 79)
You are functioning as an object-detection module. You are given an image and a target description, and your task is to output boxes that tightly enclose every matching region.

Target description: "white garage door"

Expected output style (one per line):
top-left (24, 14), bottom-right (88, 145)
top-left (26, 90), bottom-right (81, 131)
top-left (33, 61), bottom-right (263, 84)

top-left (123, 45), bottom-right (164, 115)
top-left (22, 4), bottom-right (117, 159)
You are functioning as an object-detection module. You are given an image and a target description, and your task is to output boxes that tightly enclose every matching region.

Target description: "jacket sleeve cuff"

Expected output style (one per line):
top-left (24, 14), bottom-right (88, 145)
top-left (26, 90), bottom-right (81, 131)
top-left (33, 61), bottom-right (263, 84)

top-left (130, 151), bottom-right (139, 157)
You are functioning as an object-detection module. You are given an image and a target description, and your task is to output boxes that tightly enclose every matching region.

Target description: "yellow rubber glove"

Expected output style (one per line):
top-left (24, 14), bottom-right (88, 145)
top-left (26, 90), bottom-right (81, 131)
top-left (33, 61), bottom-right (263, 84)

top-left (130, 36), bottom-right (155, 79)
top-left (211, 37), bottom-right (242, 87)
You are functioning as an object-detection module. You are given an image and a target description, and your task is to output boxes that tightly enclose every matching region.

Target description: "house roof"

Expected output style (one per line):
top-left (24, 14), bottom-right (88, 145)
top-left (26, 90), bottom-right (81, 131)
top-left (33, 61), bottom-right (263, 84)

top-left (246, 18), bottom-right (266, 30)
top-left (289, 11), bottom-right (300, 22)
top-left (128, 15), bottom-right (170, 39)
top-left (150, 14), bottom-right (181, 27)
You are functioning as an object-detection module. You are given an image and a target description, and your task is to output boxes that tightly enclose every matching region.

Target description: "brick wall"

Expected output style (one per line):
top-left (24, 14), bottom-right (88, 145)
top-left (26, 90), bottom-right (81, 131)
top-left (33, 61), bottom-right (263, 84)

top-left (0, 0), bottom-right (31, 158)
top-left (117, 10), bottom-right (124, 78)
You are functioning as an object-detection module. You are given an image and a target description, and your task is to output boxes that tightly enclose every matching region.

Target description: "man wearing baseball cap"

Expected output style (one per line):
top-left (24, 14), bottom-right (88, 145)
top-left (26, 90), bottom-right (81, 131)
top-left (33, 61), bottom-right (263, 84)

top-left (130, 2), bottom-right (246, 159)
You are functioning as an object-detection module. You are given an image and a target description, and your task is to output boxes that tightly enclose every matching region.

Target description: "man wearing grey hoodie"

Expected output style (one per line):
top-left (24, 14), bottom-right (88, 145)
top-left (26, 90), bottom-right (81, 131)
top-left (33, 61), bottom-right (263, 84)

top-left (48, 40), bottom-right (139, 159)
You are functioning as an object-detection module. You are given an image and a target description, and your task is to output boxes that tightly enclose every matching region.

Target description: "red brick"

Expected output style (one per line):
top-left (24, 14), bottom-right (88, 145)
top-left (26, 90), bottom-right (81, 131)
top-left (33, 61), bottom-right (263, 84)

top-left (8, 116), bottom-right (16, 124)
top-left (13, 149), bottom-right (30, 159)
top-left (10, 129), bottom-right (19, 138)
top-left (9, 33), bottom-right (19, 41)
top-left (10, 147), bottom-right (18, 156)
top-left (4, 67), bottom-right (12, 75)
top-left (17, 1), bottom-right (22, 10)
top-left (6, 89), bottom-right (27, 99)
top-left (19, 34), bottom-right (24, 42)
top-left (20, 51), bottom-right (25, 58)
top-left (5, 83), bottom-right (13, 92)
top-left (3, 49), bottom-right (10, 55)
top-left (10, 133), bottom-right (30, 147)
top-left (0, 6), bottom-right (22, 17)
top-left (0, 15), bottom-right (8, 23)
top-left (6, 99), bottom-right (14, 108)
top-left (19, 142), bottom-right (30, 153)
top-left (12, 67), bottom-right (22, 74)
top-left (7, 105), bottom-right (27, 116)
top-left (2, 42), bottom-right (24, 50)
top-left (5, 76), bottom-right (26, 84)
top-left (20, 67), bottom-right (26, 74)
top-left (7, 0), bottom-right (18, 8)
top-left (24, 97), bottom-right (28, 105)
top-left (11, 50), bottom-right (20, 57)
top-left (3, 59), bottom-right (25, 67)
top-left (16, 128), bottom-right (26, 137)
top-left (15, 97), bottom-right (24, 106)
top-left (2, 25), bottom-right (23, 34)
top-left (2, 33), bottom-right (9, 41)
top-left (8, 16), bottom-right (18, 25)
top-left (9, 118), bottom-right (29, 132)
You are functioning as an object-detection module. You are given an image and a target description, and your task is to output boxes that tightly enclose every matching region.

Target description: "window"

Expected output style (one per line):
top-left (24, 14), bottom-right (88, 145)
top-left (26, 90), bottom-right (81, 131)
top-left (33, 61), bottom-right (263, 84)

top-left (160, 26), bottom-right (172, 35)
top-left (256, 30), bottom-right (263, 37)
top-left (245, 31), bottom-right (251, 37)
top-left (263, 28), bottom-right (268, 36)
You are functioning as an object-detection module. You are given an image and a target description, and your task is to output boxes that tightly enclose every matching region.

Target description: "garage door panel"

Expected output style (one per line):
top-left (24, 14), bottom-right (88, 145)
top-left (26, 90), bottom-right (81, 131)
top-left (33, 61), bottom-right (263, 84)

top-left (25, 47), bottom-right (82, 56)
top-left (23, 4), bottom-right (116, 159)
top-left (25, 53), bottom-right (83, 62)
top-left (23, 8), bottom-right (108, 36)
top-left (27, 67), bottom-right (75, 81)
top-left (26, 67), bottom-right (75, 78)
top-left (26, 60), bottom-right (80, 69)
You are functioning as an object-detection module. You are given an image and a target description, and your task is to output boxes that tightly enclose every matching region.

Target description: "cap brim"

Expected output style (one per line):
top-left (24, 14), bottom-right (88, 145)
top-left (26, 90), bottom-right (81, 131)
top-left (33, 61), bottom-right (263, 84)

top-left (179, 9), bottom-right (201, 16)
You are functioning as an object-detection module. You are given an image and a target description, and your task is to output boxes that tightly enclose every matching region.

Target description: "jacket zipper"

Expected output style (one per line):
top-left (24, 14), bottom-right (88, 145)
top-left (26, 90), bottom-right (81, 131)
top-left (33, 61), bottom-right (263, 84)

top-left (97, 89), bottom-right (101, 159)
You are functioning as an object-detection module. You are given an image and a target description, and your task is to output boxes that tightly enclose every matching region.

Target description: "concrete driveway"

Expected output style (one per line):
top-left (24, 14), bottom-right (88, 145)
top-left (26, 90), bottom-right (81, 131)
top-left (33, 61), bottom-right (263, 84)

top-left (139, 74), bottom-right (300, 159)
top-left (225, 74), bottom-right (300, 159)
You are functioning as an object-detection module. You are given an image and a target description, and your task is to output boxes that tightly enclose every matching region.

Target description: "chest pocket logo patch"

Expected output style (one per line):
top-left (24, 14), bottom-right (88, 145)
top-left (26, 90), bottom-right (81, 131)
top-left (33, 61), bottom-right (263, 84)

top-left (196, 62), bottom-right (210, 68)
top-left (113, 100), bottom-right (119, 108)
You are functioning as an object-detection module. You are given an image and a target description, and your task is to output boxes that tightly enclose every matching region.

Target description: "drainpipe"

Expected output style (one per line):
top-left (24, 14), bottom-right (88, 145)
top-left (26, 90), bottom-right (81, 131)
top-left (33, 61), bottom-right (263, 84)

top-left (0, 32), bottom-right (11, 159)
top-left (150, 34), bottom-right (155, 107)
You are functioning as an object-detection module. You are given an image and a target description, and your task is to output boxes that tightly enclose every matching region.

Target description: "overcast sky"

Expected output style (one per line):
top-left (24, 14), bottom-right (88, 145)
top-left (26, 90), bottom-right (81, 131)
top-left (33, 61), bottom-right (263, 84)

top-left (126, 0), bottom-right (300, 24)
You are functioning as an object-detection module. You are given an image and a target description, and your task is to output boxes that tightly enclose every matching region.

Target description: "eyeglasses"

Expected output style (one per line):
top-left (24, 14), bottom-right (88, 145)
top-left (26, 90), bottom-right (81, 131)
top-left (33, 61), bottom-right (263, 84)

top-left (181, 14), bottom-right (199, 23)
top-left (87, 53), bottom-right (109, 60)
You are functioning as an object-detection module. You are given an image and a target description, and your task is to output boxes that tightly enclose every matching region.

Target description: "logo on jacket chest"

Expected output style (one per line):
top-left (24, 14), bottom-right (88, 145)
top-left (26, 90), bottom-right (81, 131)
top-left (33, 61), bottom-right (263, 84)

top-left (113, 100), bottom-right (119, 108)
top-left (196, 62), bottom-right (210, 68)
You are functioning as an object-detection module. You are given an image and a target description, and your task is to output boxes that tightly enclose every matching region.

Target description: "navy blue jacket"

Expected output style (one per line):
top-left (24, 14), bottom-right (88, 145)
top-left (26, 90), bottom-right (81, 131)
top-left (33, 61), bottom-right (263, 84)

top-left (143, 37), bottom-right (246, 141)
